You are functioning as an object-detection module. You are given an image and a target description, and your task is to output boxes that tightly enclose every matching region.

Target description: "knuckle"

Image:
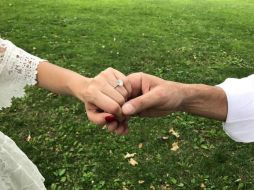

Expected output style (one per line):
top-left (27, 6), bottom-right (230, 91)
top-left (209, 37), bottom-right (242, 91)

top-left (99, 71), bottom-right (107, 78)
top-left (137, 72), bottom-right (144, 77)
top-left (122, 90), bottom-right (128, 100)
top-left (118, 96), bottom-right (125, 106)
top-left (110, 104), bottom-right (120, 114)
top-left (121, 78), bottom-right (132, 94)
top-left (124, 90), bottom-right (128, 98)
top-left (122, 77), bottom-right (129, 87)
top-left (106, 67), bottom-right (114, 72)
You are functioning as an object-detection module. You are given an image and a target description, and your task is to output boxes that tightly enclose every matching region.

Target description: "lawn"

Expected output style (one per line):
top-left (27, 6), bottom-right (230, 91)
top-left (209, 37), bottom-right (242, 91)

top-left (0, 0), bottom-right (254, 189)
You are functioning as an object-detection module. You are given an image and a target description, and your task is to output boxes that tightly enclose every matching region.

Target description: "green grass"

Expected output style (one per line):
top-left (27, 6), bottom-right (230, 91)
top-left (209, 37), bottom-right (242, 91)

top-left (1, 0), bottom-right (254, 189)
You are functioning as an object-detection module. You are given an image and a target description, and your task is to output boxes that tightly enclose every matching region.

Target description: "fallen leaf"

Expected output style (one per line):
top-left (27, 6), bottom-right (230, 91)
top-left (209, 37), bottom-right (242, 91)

top-left (129, 158), bottom-right (138, 166)
top-left (138, 143), bottom-right (143, 149)
top-left (124, 152), bottom-right (136, 159)
top-left (161, 184), bottom-right (171, 190)
top-left (162, 136), bottom-right (169, 140)
top-left (169, 128), bottom-right (180, 138)
top-left (138, 180), bottom-right (145, 184)
top-left (26, 133), bottom-right (32, 142)
top-left (200, 183), bottom-right (206, 188)
top-left (170, 142), bottom-right (179, 151)
top-left (150, 185), bottom-right (155, 190)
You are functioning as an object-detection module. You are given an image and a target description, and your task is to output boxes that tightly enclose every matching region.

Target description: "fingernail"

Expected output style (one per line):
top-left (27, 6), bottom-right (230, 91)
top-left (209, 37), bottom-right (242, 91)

top-left (122, 103), bottom-right (135, 115)
top-left (105, 115), bottom-right (116, 123)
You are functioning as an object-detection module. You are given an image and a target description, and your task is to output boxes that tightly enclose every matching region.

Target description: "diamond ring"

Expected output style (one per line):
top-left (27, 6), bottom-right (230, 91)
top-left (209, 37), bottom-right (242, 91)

top-left (114, 79), bottom-right (124, 88)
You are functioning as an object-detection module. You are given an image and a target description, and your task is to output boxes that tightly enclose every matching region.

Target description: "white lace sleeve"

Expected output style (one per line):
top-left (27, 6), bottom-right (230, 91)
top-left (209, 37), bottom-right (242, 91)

top-left (0, 39), bottom-right (45, 109)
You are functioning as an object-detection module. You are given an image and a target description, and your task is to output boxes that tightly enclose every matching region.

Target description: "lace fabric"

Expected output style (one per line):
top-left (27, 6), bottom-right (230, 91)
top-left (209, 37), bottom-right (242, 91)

top-left (0, 39), bottom-right (44, 109)
top-left (0, 39), bottom-right (46, 189)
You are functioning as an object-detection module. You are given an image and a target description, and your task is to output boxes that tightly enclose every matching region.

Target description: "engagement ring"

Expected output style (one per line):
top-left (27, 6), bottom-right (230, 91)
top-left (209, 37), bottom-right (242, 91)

top-left (114, 79), bottom-right (124, 88)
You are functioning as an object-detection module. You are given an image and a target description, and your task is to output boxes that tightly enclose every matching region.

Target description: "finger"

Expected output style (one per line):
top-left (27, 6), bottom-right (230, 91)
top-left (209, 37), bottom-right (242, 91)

top-left (121, 121), bottom-right (129, 135)
top-left (86, 108), bottom-right (111, 126)
top-left (126, 73), bottom-right (143, 97)
top-left (115, 121), bottom-right (128, 135)
top-left (115, 125), bottom-right (126, 135)
top-left (122, 90), bottom-right (160, 116)
top-left (105, 115), bottom-right (116, 123)
top-left (101, 68), bottom-right (129, 100)
top-left (94, 91), bottom-right (122, 116)
top-left (107, 121), bottom-right (118, 132)
top-left (122, 127), bottom-right (129, 135)
top-left (101, 83), bottom-right (125, 106)
top-left (85, 102), bottom-right (120, 126)
top-left (113, 70), bottom-right (132, 99)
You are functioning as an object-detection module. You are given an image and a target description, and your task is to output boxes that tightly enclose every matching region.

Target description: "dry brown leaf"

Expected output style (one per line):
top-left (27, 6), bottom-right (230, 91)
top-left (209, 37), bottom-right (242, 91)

top-left (138, 143), bottom-right (143, 149)
top-left (170, 142), bottom-right (179, 151)
top-left (26, 134), bottom-right (32, 142)
top-left (161, 184), bottom-right (171, 190)
top-left (200, 183), bottom-right (206, 188)
top-left (129, 158), bottom-right (138, 166)
top-left (124, 152), bottom-right (136, 159)
top-left (138, 180), bottom-right (145, 184)
top-left (169, 128), bottom-right (180, 138)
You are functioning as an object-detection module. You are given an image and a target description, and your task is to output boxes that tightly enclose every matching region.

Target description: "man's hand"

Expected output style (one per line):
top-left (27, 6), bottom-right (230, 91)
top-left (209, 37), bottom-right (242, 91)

top-left (122, 73), bottom-right (186, 117)
top-left (122, 72), bottom-right (227, 121)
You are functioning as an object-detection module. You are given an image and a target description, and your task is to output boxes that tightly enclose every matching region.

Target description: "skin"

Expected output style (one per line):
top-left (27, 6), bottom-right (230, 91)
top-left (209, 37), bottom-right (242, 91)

top-left (32, 59), bottom-right (228, 135)
top-left (37, 63), bottom-right (130, 134)
top-left (122, 72), bottom-right (227, 120)
top-left (2, 42), bottom-right (130, 134)
top-left (107, 72), bottom-right (227, 135)
top-left (2, 43), bottom-right (228, 134)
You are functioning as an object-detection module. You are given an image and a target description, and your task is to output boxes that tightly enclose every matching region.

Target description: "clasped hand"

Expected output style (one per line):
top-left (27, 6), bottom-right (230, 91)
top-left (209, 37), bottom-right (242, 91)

top-left (78, 68), bottom-right (185, 135)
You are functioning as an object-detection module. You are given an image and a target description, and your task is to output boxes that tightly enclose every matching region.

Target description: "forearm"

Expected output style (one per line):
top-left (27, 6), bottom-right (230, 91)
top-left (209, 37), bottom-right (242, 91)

top-left (179, 84), bottom-right (228, 121)
top-left (37, 61), bottom-right (90, 101)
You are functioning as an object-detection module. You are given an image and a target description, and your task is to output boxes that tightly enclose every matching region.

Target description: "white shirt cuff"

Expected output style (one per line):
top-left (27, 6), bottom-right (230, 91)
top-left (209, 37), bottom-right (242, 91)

top-left (217, 74), bottom-right (254, 143)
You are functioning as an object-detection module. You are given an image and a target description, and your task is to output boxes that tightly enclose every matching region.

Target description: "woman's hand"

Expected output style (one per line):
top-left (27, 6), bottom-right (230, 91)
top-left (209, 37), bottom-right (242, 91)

top-left (78, 68), bottom-right (132, 135)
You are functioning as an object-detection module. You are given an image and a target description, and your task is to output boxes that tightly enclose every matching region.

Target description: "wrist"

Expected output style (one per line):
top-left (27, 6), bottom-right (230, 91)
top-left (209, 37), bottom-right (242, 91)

top-left (178, 84), bottom-right (228, 120)
top-left (163, 81), bottom-right (188, 112)
top-left (178, 84), bottom-right (197, 111)
top-left (67, 75), bottom-right (91, 102)
top-left (179, 84), bottom-right (216, 111)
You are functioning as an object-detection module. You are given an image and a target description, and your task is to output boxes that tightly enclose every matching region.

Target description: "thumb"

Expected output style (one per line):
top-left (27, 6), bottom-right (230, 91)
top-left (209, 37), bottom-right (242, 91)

top-left (122, 91), bottom-right (158, 116)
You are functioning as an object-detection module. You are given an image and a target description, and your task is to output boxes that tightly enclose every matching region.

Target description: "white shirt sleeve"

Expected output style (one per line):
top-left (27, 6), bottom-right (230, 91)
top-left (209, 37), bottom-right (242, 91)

top-left (0, 39), bottom-right (44, 109)
top-left (217, 74), bottom-right (254, 143)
